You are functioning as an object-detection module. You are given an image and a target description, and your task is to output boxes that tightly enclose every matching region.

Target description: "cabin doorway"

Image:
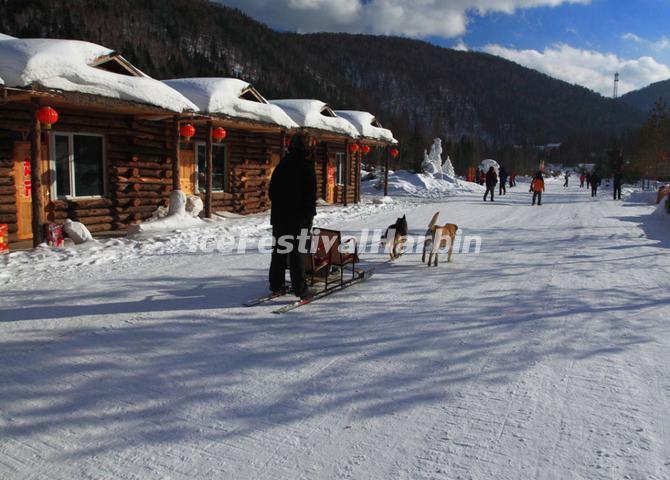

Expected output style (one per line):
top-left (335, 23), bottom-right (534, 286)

top-left (12, 141), bottom-right (50, 241)
top-left (13, 142), bottom-right (33, 241)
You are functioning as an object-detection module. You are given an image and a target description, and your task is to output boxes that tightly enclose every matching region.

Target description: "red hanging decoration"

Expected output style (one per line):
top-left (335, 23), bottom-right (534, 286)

top-left (179, 123), bottom-right (196, 141)
top-left (212, 127), bottom-right (227, 142)
top-left (349, 143), bottom-right (360, 154)
top-left (390, 148), bottom-right (400, 158)
top-left (361, 145), bottom-right (371, 155)
top-left (36, 106), bottom-right (59, 129)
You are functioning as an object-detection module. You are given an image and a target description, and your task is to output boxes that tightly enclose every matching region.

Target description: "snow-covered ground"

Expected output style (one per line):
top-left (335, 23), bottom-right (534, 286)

top-left (2, 178), bottom-right (670, 479)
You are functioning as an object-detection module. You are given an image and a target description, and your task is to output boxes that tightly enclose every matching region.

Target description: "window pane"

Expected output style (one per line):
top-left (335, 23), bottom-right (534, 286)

top-left (73, 136), bottom-right (104, 196)
top-left (196, 145), bottom-right (206, 192)
top-left (54, 135), bottom-right (71, 197)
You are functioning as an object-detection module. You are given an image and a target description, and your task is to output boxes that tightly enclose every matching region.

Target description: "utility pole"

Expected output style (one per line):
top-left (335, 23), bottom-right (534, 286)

top-left (613, 72), bottom-right (619, 99)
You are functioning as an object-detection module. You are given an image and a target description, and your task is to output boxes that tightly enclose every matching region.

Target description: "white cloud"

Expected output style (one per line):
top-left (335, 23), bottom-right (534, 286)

top-left (622, 32), bottom-right (670, 51)
top-left (483, 43), bottom-right (670, 95)
top-left (216, 0), bottom-right (590, 38)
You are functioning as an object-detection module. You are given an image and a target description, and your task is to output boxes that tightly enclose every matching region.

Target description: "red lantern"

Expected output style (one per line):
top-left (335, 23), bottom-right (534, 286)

top-left (284, 136), bottom-right (291, 147)
top-left (311, 137), bottom-right (318, 147)
top-left (361, 145), bottom-right (371, 155)
top-left (349, 143), bottom-right (360, 154)
top-left (390, 148), bottom-right (400, 158)
top-left (212, 127), bottom-right (227, 142)
top-left (180, 123), bottom-right (196, 141)
top-left (36, 106), bottom-right (59, 129)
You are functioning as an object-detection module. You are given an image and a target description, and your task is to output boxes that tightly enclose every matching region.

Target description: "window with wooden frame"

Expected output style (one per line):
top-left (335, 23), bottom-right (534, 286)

top-left (335, 152), bottom-right (346, 185)
top-left (196, 143), bottom-right (228, 192)
top-left (51, 133), bottom-right (105, 198)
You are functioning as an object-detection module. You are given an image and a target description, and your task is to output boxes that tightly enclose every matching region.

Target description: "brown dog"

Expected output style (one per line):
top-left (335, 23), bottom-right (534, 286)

top-left (422, 211), bottom-right (458, 267)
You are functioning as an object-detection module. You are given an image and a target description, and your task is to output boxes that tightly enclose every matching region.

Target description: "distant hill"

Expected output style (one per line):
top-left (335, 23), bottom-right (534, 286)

top-left (620, 79), bottom-right (670, 113)
top-left (0, 0), bottom-right (647, 169)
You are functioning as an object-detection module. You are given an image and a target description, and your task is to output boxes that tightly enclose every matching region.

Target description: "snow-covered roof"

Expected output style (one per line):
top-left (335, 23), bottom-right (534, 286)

top-left (334, 110), bottom-right (397, 144)
top-left (0, 33), bottom-right (16, 41)
top-left (0, 38), bottom-right (197, 112)
top-left (269, 99), bottom-right (359, 138)
top-left (163, 78), bottom-right (297, 129)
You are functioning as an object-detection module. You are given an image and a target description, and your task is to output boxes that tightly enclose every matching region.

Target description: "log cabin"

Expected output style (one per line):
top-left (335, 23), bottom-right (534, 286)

top-left (0, 37), bottom-right (198, 247)
top-left (334, 110), bottom-right (398, 198)
top-left (162, 78), bottom-right (299, 216)
top-left (268, 100), bottom-right (361, 206)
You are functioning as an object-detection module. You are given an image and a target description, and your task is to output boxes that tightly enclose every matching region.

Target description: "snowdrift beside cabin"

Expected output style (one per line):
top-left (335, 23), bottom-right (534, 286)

top-left (163, 78), bottom-right (298, 129)
top-left (0, 38), bottom-right (197, 112)
top-left (269, 99), bottom-right (359, 138)
top-left (334, 110), bottom-right (396, 143)
top-left (363, 170), bottom-right (483, 199)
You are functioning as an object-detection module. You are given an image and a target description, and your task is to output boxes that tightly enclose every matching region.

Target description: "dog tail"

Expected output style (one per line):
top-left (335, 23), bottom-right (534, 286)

top-left (428, 211), bottom-right (440, 230)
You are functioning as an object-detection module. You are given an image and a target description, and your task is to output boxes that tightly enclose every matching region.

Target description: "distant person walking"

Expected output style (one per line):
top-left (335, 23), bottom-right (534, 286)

top-left (268, 131), bottom-right (317, 299)
top-left (563, 171), bottom-right (570, 187)
top-left (613, 170), bottom-right (623, 200)
top-left (530, 171), bottom-right (545, 205)
top-left (586, 173), bottom-right (591, 189)
top-left (579, 173), bottom-right (586, 188)
top-left (510, 171), bottom-right (517, 188)
top-left (590, 172), bottom-right (600, 197)
top-left (474, 168), bottom-right (481, 184)
top-left (499, 166), bottom-right (508, 195)
top-left (484, 166), bottom-right (497, 202)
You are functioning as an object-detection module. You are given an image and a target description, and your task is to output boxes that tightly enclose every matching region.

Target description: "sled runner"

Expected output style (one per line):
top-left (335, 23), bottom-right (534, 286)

top-left (244, 227), bottom-right (374, 312)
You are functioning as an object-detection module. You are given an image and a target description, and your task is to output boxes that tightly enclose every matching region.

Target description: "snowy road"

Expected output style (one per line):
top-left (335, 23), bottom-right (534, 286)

top-left (2, 181), bottom-right (670, 479)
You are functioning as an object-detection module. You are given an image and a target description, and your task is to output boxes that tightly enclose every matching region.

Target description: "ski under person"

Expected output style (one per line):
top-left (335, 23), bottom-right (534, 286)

top-left (268, 131), bottom-right (317, 300)
top-left (499, 166), bottom-right (508, 196)
top-left (530, 171), bottom-right (545, 205)
top-left (590, 172), bottom-right (600, 197)
top-left (613, 170), bottom-right (623, 200)
top-left (484, 166), bottom-right (497, 202)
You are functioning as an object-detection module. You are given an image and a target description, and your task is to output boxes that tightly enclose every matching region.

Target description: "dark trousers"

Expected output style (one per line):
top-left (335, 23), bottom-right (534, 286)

top-left (484, 186), bottom-right (495, 201)
top-left (613, 185), bottom-right (622, 200)
top-left (499, 182), bottom-right (506, 195)
top-left (532, 191), bottom-right (542, 205)
top-left (564, 179), bottom-right (568, 187)
top-left (269, 224), bottom-right (310, 297)
top-left (591, 186), bottom-right (598, 197)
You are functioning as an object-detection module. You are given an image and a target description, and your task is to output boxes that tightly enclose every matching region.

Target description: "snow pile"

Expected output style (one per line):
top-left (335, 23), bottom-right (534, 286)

top-left (163, 78), bottom-right (297, 129)
top-left (63, 219), bottom-right (94, 244)
top-left (0, 38), bottom-right (197, 112)
top-left (269, 99), bottom-right (359, 138)
top-left (1, 195), bottom-right (403, 287)
top-left (334, 110), bottom-right (396, 143)
top-left (364, 170), bottom-right (483, 198)
top-left (128, 190), bottom-right (205, 235)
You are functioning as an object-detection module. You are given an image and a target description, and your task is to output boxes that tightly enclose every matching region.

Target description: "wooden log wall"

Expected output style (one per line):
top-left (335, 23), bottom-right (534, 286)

top-left (0, 128), bottom-right (18, 238)
top-left (188, 128), bottom-right (283, 215)
top-left (0, 103), bottom-right (172, 240)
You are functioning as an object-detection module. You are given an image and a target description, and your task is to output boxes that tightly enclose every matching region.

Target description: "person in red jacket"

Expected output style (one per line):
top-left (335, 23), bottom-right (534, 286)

top-left (509, 171), bottom-right (517, 188)
top-left (530, 171), bottom-right (545, 205)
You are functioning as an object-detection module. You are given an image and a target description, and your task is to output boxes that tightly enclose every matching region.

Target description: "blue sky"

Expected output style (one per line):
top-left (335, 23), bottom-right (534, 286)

top-left (215, 0), bottom-right (670, 96)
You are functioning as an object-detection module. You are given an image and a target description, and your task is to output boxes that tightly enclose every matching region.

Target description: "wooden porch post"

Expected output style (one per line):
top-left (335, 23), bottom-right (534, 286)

top-left (384, 146), bottom-right (390, 198)
top-left (30, 104), bottom-right (45, 247)
top-left (205, 121), bottom-right (213, 218)
top-left (344, 140), bottom-right (349, 207)
top-left (172, 117), bottom-right (181, 191)
top-left (322, 141), bottom-right (329, 201)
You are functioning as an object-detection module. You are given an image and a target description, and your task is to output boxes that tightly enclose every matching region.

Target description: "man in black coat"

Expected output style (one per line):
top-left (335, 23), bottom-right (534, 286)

top-left (613, 170), bottom-right (623, 200)
top-left (268, 131), bottom-right (317, 299)
top-left (483, 166), bottom-right (497, 202)
top-left (590, 172), bottom-right (600, 197)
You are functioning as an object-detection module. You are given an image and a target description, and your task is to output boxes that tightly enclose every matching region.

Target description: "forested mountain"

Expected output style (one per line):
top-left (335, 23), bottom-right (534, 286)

top-left (0, 0), bottom-right (648, 170)
top-left (620, 79), bottom-right (670, 114)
